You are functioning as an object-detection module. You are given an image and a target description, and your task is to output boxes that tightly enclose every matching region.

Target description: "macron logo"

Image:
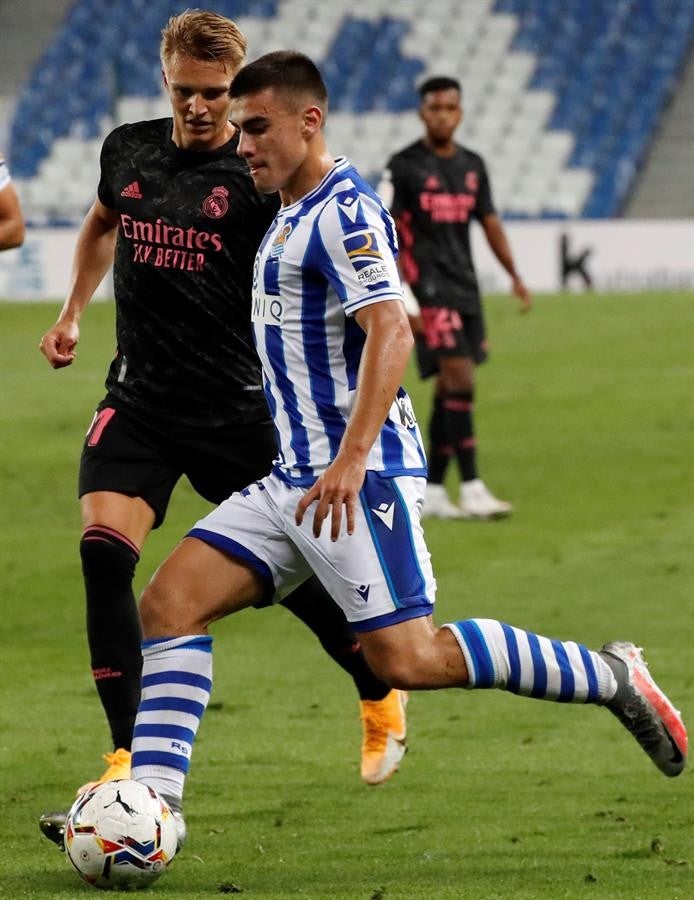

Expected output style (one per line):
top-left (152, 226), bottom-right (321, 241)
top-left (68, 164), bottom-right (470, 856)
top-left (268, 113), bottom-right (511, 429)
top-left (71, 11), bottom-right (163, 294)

top-left (356, 584), bottom-right (370, 603)
top-left (371, 502), bottom-right (395, 530)
top-left (338, 196), bottom-right (360, 223)
top-left (121, 180), bottom-right (142, 199)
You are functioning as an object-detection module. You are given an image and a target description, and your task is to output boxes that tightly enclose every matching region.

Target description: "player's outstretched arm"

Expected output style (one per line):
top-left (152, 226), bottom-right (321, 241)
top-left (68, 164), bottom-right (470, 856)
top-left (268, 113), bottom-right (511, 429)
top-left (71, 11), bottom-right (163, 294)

top-left (481, 212), bottom-right (532, 313)
top-left (0, 180), bottom-right (25, 250)
top-left (295, 299), bottom-right (413, 541)
top-left (39, 198), bottom-right (119, 369)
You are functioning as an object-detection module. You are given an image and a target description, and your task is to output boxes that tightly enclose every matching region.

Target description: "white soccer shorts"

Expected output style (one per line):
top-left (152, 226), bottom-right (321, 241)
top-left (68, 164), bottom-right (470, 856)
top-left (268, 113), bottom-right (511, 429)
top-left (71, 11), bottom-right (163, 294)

top-left (188, 470), bottom-right (436, 630)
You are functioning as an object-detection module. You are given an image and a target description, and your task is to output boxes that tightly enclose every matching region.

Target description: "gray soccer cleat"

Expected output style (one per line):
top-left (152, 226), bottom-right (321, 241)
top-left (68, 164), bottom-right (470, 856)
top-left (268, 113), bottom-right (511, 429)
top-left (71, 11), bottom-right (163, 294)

top-left (38, 809), bottom-right (67, 849)
top-left (172, 809), bottom-right (187, 849)
top-left (600, 641), bottom-right (687, 777)
top-left (160, 795), bottom-right (187, 849)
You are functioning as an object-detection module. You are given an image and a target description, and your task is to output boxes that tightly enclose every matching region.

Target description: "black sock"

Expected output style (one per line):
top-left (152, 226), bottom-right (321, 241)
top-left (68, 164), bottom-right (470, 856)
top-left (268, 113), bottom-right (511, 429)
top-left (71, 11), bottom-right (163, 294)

top-left (442, 390), bottom-right (478, 482)
top-left (281, 577), bottom-right (390, 701)
top-left (81, 526), bottom-right (143, 751)
top-left (428, 393), bottom-right (453, 484)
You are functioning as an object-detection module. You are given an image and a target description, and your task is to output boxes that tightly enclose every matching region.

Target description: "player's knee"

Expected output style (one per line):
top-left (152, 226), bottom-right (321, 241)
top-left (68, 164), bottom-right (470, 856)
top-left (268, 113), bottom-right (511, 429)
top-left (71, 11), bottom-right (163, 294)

top-left (139, 582), bottom-right (165, 637)
top-left (453, 370), bottom-right (475, 393)
top-left (461, 374), bottom-right (475, 393)
top-left (139, 575), bottom-right (192, 638)
top-left (80, 527), bottom-right (139, 580)
top-left (365, 650), bottom-right (426, 691)
top-left (440, 372), bottom-right (474, 396)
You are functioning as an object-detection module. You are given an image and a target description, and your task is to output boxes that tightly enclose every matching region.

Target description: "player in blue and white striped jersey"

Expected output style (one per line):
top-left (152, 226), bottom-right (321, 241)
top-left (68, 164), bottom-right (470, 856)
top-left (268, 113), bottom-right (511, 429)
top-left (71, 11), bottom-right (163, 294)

top-left (0, 155), bottom-right (25, 251)
top-left (130, 52), bottom-right (686, 838)
top-left (251, 155), bottom-right (427, 485)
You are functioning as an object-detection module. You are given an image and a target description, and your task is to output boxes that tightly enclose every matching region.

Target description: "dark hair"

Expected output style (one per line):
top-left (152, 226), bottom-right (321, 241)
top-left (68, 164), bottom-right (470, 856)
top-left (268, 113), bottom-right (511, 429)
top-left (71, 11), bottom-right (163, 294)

top-left (229, 50), bottom-right (328, 109)
top-left (418, 76), bottom-right (462, 99)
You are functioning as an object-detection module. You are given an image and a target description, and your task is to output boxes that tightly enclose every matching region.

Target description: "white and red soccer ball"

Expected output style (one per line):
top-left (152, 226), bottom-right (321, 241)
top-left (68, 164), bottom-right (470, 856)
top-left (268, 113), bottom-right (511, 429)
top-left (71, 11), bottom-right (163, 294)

top-left (64, 779), bottom-right (177, 890)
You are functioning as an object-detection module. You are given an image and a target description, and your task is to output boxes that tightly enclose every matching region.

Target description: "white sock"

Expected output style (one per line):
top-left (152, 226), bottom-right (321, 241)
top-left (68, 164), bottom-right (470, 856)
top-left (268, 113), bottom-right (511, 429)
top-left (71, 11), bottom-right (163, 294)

top-left (131, 635), bottom-right (213, 807)
top-left (444, 619), bottom-right (617, 702)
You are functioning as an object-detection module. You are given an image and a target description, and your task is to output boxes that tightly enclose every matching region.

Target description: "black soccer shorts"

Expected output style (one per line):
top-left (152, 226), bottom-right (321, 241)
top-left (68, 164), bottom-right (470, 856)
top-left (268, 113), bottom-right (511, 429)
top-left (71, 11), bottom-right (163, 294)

top-left (78, 396), bottom-right (278, 528)
top-left (415, 306), bottom-right (488, 379)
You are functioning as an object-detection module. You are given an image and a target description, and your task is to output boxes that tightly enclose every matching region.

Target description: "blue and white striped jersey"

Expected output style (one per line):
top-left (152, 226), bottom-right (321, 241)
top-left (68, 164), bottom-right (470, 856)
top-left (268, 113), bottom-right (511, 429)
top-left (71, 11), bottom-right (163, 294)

top-left (251, 157), bottom-right (427, 486)
top-left (0, 156), bottom-right (11, 192)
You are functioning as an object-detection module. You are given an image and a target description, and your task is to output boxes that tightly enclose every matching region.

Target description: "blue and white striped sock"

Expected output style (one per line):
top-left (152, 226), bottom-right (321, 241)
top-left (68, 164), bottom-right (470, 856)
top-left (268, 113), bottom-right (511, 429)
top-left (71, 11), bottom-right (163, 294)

top-left (444, 619), bottom-right (617, 702)
top-left (131, 635), bottom-right (212, 808)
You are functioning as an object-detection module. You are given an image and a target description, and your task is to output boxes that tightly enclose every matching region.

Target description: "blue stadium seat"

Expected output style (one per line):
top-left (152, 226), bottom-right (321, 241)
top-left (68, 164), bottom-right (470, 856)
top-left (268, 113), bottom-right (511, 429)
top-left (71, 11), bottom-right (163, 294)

top-left (323, 17), bottom-right (423, 113)
top-left (9, 0), bottom-right (694, 219)
top-left (498, 0), bottom-right (694, 216)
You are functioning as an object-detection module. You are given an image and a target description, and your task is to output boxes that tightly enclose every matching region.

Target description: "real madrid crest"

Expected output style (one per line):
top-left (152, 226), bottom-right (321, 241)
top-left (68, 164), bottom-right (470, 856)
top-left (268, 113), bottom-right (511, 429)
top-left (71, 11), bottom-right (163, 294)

top-left (202, 186), bottom-right (229, 219)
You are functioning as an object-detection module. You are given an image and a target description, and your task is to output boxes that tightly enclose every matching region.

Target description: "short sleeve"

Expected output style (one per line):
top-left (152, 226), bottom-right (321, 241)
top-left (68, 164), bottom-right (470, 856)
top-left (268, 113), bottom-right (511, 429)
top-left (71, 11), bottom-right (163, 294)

top-left (312, 190), bottom-right (404, 317)
top-left (0, 157), bottom-right (11, 192)
top-left (474, 156), bottom-right (496, 220)
top-left (383, 156), bottom-right (411, 218)
top-left (96, 131), bottom-right (118, 209)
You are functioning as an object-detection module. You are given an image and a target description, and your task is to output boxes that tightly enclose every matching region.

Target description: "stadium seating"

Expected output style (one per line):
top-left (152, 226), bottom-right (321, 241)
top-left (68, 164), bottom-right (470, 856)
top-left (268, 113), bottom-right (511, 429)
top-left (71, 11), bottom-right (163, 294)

top-left (8, 0), bottom-right (694, 222)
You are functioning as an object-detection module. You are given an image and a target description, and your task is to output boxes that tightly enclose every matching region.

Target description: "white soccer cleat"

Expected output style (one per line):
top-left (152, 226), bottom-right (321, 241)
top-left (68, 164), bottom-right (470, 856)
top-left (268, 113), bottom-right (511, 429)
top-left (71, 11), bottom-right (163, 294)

top-left (459, 479), bottom-right (513, 520)
top-left (422, 483), bottom-right (463, 519)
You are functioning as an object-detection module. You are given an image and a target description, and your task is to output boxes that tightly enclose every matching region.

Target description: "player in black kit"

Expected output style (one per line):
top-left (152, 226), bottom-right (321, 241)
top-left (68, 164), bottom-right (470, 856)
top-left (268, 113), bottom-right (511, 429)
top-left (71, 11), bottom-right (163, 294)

top-left (381, 76), bottom-right (531, 520)
top-left (38, 11), bottom-right (407, 846)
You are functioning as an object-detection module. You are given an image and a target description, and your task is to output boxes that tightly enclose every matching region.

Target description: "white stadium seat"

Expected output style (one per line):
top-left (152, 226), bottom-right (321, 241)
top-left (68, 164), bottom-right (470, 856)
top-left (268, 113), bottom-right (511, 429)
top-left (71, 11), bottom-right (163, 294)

top-left (13, 0), bottom-right (624, 221)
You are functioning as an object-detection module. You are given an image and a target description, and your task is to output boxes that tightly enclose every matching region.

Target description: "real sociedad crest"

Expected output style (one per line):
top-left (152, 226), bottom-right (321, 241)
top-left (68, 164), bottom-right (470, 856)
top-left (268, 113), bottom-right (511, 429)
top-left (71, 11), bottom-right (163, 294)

top-left (271, 222), bottom-right (292, 257)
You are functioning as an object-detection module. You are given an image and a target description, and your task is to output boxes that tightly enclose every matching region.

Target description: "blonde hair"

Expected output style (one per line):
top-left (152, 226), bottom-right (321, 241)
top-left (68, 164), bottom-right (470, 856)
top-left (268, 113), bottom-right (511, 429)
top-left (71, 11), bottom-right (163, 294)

top-left (160, 9), bottom-right (247, 70)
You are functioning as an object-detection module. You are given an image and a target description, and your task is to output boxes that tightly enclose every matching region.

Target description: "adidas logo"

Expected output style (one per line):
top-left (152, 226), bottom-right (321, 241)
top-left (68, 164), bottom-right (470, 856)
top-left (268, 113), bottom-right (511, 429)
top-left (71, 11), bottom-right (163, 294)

top-left (120, 180), bottom-right (142, 199)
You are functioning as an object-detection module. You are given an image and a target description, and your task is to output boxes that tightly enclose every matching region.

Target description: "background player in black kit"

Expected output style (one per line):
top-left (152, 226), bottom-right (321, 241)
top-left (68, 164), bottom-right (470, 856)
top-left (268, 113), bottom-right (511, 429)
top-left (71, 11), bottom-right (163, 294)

top-left (37, 10), bottom-right (407, 845)
top-left (381, 76), bottom-right (532, 520)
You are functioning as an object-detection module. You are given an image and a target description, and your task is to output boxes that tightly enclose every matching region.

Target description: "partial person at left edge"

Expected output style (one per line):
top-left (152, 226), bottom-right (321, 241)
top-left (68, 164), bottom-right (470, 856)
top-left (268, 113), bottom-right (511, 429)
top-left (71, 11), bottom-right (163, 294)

top-left (0, 154), bottom-right (26, 250)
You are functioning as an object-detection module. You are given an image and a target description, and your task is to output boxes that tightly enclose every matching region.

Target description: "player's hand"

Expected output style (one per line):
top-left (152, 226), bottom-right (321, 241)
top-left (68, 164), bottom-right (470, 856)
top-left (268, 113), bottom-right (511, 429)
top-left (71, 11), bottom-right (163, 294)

top-left (295, 455), bottom-right (367, 541)
top-left (39, 321), bottom-right (80, 368)
top-left (512, 276), bottom-right (532, 313)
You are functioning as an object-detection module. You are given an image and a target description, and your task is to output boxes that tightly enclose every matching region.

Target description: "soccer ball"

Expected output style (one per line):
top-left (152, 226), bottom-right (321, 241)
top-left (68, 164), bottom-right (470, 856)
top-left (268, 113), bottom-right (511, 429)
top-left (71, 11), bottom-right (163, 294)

top-left (64, 779), bottom-right (178, 890)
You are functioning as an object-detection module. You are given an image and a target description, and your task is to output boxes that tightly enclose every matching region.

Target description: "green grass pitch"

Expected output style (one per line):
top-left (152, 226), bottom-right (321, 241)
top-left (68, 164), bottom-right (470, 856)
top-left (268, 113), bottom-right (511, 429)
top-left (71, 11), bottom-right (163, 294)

top-left (0, 293), bottom-right (692, 899)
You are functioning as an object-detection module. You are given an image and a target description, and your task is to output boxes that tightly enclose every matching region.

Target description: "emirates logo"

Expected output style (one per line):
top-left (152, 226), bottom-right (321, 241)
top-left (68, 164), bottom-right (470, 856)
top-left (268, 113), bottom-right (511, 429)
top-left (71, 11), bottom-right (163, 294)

top-left (202, 186), bottom-right (229, 219)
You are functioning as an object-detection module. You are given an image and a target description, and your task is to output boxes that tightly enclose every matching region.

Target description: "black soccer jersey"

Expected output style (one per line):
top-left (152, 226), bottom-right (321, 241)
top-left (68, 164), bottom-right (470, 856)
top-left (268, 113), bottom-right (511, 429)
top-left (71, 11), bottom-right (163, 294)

top-left (385, 140), bottom-right (495, 314)
top-left (98, 119), bottom-right (279, 427)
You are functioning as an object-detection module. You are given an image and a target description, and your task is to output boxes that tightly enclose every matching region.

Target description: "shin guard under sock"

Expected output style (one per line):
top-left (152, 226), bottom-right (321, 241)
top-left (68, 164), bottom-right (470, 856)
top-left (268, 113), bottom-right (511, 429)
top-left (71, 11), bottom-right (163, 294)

top-left (131, 635), bottom-right (213, 806)
top-left (444, 619), bottom-right (617, 702)
top-left (81, 526), bottom-right (142, 750)
top-left (442, 390), bottom-right (478, 482)
top-left (428, 394), bottom-right (453, 485)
